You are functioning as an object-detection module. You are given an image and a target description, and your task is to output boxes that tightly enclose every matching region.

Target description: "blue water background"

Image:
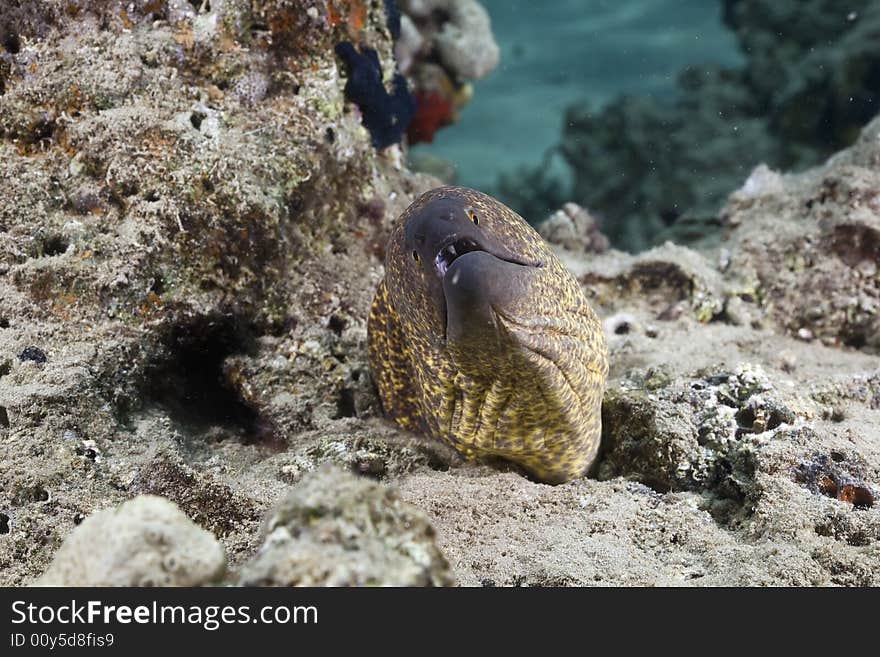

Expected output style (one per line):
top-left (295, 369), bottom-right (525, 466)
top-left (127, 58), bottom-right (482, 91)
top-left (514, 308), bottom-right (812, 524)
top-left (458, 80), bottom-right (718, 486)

top-left (411, 0), bottom-right (743, 192)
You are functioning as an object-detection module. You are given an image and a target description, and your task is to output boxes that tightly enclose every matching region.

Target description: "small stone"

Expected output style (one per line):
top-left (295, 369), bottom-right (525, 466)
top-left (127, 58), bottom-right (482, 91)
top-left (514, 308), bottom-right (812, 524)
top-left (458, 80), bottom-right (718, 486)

top-left (36, 496), bottom-right (226, 587)
top-left (19, 346), bottom-right (47, 363)
top-left (239, 466), bottom-right (453, 586)
top-left (777, 351), bottom-right (797, 373)
top-left (605, 313), bottom-right (637, 336)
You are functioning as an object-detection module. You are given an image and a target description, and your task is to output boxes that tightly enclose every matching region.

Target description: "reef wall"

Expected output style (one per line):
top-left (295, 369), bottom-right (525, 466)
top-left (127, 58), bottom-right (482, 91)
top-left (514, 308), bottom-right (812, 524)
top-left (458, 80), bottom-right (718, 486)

top-left (0, 0), bottom-right (445, 584)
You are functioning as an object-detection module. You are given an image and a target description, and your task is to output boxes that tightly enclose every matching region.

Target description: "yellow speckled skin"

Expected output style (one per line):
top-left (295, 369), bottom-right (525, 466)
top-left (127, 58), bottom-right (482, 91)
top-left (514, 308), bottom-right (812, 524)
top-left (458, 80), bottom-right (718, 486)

top-left (368, 186), bottom-right (608, 483)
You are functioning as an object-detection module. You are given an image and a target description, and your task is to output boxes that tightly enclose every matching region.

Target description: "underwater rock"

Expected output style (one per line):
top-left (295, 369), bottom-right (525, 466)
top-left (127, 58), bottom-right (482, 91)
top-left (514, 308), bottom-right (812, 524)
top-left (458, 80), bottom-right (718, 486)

top-left (538, 202), bottom-right (610, 254)
top-left (722, 115), bottom-right (880, 353)
top-left (36, 496), bottom-right (226, 587)
top-left (565, 242), bottom-right (727, 325)
top-left (239, 466), bottom-right (453, 586)
top-left (131, 454), bottom-right (263, 541)
top-left (0, 0), bottom-right (439, 585)
top-left (2, 0), bottom-right (880, 589)
top-left (600, 365), bottom-right (795, 506)
top-left (431, 0), bottom-right (499, 80)
top-left (398, 0), bottom-right (499, 80)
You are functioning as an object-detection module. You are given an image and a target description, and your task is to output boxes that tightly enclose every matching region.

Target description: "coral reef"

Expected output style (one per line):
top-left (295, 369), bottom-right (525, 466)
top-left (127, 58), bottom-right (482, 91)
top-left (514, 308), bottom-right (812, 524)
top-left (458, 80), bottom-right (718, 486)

top-left (397, 0), bottom-right (499, 80)
top-left (397, 0), bottom-right (499, 144)
top-left (0, 0), bottom-right (439, 585)
top-left (0, 1), bottom-right (878, 588)
top-left (497, 0), bottom-right (880, 250)
top-left (36, 496), bottom-right (226, 586)
top-left (239, 466), bottom-right (453, 585)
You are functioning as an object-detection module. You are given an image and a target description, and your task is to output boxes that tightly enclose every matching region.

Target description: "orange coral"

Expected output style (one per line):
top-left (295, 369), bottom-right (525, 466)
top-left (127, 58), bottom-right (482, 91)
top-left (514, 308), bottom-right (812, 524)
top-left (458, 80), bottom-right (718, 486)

top-left (407, 92), bottom-right (454, 144)
top-left (328, 0), bottom-right (368, 38)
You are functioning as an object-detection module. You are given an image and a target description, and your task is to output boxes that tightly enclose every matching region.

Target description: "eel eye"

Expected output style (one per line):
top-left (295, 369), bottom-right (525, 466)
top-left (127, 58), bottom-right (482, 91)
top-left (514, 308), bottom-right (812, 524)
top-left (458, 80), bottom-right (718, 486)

top-left (412, 250), bottom-right (420, 262)
top-left (470, 212), bottom-right (479, 225)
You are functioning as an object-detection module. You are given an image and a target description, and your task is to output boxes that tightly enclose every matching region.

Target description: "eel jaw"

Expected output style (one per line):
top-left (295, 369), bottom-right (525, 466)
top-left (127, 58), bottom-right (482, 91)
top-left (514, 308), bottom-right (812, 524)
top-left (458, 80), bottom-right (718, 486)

top-left (433, 236), bottom-right (540, 280)
top-left (434, 237), bottom-right (480, 278)
top-left (438, 242), bottom-right (543, 346)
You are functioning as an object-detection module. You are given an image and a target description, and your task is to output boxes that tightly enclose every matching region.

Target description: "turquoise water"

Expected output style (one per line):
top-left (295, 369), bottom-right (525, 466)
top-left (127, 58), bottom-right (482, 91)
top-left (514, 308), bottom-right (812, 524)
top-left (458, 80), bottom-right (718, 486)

top-left (407, 1), bottom-right (878, 248)
top-left (411, 0), bottom-right (742, 193)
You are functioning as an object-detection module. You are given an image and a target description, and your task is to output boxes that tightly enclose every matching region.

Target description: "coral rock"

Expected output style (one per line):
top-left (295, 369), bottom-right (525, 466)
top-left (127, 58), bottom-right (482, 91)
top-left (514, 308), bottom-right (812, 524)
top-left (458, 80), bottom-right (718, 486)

top-left (239, 466), bottom-right (453, 586)
top-left (539, 202), bottom-right (610, 254)
top-left (37, 496), bottom-right (226, 587)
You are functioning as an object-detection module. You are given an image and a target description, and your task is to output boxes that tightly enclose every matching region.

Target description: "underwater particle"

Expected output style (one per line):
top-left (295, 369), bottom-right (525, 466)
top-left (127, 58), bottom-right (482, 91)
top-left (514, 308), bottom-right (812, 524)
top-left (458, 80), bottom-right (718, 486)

top-left (335, 41), bottom-right (416, 149)
top-left (407, 91), bottom-right (454, 144)
top-left (19, 346), bottom-right (47, 363)
top-left (368, 186), bottom-right (608, 483)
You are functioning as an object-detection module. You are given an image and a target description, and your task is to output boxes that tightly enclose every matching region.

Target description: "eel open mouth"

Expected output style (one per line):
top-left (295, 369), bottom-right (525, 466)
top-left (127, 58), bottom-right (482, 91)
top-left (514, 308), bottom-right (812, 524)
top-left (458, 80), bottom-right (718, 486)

top-left (433, 237), bottom-right (541, 279)
top-left (434, 237), bottom-right (481, 278)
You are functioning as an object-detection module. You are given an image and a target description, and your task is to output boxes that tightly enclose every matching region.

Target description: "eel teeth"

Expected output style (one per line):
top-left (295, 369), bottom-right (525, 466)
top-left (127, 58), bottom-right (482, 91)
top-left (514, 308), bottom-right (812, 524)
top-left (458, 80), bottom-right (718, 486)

top-left (435, 243), bottom-right (457, 277)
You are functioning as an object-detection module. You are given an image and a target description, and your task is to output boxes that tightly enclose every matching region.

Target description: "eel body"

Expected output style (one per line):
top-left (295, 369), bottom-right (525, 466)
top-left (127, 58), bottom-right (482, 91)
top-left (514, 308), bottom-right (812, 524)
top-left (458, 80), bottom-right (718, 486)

top-left (368, 186), bottom-right (608, 483)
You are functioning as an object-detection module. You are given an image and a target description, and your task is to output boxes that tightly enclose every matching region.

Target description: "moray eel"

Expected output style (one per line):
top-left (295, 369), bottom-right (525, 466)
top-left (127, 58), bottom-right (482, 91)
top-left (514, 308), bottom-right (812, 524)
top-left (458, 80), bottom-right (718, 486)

top-left (368, 186), bottom-right (608, 483)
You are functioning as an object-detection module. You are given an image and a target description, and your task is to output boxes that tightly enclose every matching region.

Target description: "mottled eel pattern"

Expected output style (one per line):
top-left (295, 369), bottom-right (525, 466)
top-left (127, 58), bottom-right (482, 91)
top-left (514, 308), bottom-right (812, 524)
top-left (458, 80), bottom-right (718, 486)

top-left (368, 186), bottom-right (608, 483)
